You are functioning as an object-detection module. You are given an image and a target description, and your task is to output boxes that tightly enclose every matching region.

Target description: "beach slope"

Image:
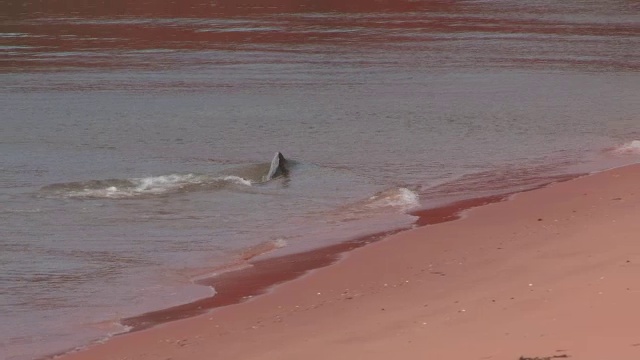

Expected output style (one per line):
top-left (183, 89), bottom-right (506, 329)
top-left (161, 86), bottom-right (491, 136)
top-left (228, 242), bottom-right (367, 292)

top-left (60, 164), bottom-right (640, 360)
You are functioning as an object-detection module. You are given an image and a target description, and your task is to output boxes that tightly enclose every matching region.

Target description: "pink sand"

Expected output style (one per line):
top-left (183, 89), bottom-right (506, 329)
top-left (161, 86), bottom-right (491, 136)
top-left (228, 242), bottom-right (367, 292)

top-left (60, 164), bottom-right (640, 360)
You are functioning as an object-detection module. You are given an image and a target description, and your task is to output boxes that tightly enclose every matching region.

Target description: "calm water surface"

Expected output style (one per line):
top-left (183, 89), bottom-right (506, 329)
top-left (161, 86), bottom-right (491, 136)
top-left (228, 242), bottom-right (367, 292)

top-left (1, 1), bottom-right (639, 359)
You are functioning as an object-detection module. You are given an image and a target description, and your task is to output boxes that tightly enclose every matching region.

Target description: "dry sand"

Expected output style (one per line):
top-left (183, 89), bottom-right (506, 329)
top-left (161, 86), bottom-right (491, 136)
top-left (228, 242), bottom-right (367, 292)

top-left (59, 164), bottom-right (640, 360)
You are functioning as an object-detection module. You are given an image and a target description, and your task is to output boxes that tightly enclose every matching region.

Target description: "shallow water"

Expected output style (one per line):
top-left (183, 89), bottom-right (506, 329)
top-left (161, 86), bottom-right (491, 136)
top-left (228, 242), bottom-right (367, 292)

top-left (1, 0), bottom-right (639, 359)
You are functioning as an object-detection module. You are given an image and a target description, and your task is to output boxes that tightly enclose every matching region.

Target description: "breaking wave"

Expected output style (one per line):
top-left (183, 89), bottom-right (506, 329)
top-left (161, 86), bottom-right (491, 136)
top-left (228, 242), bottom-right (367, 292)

top-left (40, 174), bottom-right (252, 199)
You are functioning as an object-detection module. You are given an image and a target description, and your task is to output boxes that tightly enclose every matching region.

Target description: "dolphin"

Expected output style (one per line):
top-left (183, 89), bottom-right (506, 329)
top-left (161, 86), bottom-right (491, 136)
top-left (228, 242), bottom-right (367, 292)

top-left (264, 152), bottom-right (289, 181)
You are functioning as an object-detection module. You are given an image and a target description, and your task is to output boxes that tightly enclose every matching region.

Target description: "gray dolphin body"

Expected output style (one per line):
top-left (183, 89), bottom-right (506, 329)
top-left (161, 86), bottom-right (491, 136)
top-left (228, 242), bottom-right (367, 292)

top-left (265, 152), bottom-right (289, 181)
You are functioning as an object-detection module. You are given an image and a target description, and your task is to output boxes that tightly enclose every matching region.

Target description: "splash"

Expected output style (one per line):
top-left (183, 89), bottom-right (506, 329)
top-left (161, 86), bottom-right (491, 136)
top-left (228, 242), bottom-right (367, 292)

top-left (221, 175), bottom-right (253, 187)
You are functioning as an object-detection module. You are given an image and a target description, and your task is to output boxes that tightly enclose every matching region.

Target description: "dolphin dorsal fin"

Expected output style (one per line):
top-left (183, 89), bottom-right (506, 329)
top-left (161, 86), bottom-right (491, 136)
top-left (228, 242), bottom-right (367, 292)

top-left (265, 152), bottom-right (287, 181)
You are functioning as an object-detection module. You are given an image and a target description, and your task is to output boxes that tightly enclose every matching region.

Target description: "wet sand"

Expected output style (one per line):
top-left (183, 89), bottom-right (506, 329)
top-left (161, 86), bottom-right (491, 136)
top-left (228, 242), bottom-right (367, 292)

top-left (120, 191), bottom-right (529, 331)
top-left (59, 164), bottom-right (640, 359)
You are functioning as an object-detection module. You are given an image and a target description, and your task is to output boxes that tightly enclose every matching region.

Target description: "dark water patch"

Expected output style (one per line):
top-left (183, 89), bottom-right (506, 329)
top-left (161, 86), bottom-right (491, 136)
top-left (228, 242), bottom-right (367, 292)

top-left (0, 0), bottom-right (440, 19)
top-left (2, 0), bottom-right (638, 73)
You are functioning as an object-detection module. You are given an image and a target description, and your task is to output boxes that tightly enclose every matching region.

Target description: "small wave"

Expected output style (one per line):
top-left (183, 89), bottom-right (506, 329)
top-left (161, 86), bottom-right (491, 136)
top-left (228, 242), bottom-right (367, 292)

top-left (40, 174), bottom-right (252, 199)
top-left (0, 32), bottom-right (29, 38)
top-left (189, 239), bottom-right (288, 282)
top-left (1, 208), bottom-right (42, 214)
top-left (87, 320), bottom-right (132, 340)
top-left (612, 140), bottom-right (640, 155)
top-left (365, 188), bottom-right (420, 209)
top-left (239, 238), bottom-right (288, 261)
top-left (333, 187), bottom-right (420, 222)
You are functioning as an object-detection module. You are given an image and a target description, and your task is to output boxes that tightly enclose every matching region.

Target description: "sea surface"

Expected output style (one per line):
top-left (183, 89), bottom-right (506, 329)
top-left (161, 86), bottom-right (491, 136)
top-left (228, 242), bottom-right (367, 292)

top-left (1, 0), bottom-right (639, 359)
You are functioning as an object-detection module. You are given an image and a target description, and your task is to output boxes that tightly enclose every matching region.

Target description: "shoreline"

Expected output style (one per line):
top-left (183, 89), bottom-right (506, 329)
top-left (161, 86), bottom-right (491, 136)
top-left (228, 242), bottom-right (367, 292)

top-left (56, 164), bottom-right (640, 360)
top-left (121, 174), bottom-right (584, 333)
top-left (116, 185), bottom-right (548, 332)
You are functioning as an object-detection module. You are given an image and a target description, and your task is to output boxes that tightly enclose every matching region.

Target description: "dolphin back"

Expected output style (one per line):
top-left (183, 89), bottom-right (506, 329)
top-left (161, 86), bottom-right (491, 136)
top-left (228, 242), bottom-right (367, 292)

top-left (265, 152), bottom-right (288, 181)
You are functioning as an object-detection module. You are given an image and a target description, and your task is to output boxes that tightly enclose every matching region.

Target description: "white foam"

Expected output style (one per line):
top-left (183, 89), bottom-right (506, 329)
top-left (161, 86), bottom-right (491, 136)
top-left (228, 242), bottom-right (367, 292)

top-left (67, 187), bottom-right (131, 199)
top-left (60, 173), bottom-right (252, 199)
top-left (3, 208), bottom-right (42, 213)
top-left (0, 32), bottom-right (29, 38)
top-left (273, 238), bottom-right (288, 249)
top-left (366, 188), bottom-right (420, 209)
top-left (131, 174), bottom-right (251, 192)
top-left (133, 174), bottom-right (201, 192)
top-left (220, 175), bottom-right (253, 187)
top-left (104, 323), bottom-right (133, 338)
top-left (613, 140), bottom-right (640, 154)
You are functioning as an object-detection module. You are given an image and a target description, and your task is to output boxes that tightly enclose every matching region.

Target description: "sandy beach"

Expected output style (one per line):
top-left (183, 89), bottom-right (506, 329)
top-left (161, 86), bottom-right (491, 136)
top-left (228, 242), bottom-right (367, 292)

top-left (55, 163), bottom-right (640, 360)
